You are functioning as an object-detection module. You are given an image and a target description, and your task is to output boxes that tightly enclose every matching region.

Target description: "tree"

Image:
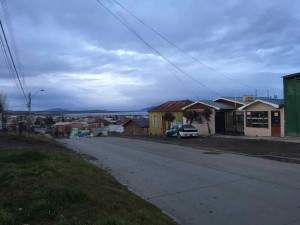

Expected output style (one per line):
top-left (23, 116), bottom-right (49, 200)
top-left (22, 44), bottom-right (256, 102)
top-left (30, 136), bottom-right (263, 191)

top-left (45, 116), bottom-right (55, 129)
top-left (201, 108), bottom-right (213, 136)
top-left (34, 117), bottom-right (41, 126)
top-left (183, 110), bottom-right (200, 124)
top-left (65, 125), bottom-right (72, 138)
top-left (164, 112), bottom-right (175, 129)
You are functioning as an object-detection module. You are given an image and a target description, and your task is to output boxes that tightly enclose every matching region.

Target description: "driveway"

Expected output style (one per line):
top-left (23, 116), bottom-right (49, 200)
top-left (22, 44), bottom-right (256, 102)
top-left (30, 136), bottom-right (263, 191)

top-left (61, 137), bottom-right (300, 225)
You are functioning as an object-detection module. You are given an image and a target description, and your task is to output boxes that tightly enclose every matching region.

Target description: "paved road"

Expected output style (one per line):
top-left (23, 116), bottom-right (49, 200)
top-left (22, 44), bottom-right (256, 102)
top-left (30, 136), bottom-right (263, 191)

top-left (61, 137), bottom-right (300, 225)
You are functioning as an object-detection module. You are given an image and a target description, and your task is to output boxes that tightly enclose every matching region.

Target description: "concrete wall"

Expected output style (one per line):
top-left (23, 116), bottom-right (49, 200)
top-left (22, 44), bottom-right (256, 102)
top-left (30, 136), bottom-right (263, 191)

top-left (183, 109), bottom-right (216, 136)
top-left (243, 102), bottom-right (285, 137)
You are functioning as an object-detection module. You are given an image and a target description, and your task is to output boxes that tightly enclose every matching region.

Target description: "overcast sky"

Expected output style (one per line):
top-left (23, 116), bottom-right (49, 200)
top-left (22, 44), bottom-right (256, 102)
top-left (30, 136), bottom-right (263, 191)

top-left (0, 0), bottom-right (299, 111)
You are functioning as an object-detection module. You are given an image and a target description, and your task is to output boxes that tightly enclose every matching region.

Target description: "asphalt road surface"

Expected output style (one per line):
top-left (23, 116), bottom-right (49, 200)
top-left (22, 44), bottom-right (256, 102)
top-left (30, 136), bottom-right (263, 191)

top-left (61, 137), bottom-right (300, 225)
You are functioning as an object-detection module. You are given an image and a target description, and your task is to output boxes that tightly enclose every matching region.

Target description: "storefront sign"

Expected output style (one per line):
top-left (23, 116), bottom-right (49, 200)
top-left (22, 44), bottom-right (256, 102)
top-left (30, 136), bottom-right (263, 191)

top-left (243, 96), bottom-right (255, 102)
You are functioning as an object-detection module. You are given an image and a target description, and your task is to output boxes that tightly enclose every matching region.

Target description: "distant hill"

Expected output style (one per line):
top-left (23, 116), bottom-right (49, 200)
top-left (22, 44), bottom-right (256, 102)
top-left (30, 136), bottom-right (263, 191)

top-left (139, 106), bottom-right (155, 112)
top-left (43, 109), bottom-right (118, 114)
top-left (46, 108), bottom-right (70, 112)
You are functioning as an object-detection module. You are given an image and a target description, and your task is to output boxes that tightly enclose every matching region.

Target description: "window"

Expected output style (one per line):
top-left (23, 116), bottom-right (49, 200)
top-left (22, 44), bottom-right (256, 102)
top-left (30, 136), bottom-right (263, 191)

top-left (233, 111), bottom-right (244, 125)
top-left (246, 111), bottom-right (268, 128)
top-left (153, 115), bottom-right (158, 128)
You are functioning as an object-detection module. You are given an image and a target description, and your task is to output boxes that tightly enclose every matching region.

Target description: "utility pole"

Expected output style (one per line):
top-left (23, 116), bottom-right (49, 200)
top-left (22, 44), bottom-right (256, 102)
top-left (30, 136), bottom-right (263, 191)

top-left (27, 92), bottom-right (32, 131)
top-left (28, 92), bottom-right (31, 115)
top-left (27, 90), bottom-right (44, 130)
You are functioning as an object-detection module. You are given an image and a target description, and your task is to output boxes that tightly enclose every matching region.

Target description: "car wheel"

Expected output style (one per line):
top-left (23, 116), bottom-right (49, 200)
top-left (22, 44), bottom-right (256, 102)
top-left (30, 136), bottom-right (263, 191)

top-left (177, 132), bottom-right (181, 139)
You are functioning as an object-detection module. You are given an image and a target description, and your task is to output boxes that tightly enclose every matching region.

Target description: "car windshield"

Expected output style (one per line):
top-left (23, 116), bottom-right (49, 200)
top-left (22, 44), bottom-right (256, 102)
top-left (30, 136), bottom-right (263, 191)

top-left (182, 125), bottom-right (195, 129)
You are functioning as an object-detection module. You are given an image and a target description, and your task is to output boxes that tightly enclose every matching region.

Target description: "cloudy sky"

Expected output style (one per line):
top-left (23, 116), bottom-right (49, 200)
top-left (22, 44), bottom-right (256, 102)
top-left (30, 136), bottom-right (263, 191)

top-left (0, 0), bottom-right (299, 111)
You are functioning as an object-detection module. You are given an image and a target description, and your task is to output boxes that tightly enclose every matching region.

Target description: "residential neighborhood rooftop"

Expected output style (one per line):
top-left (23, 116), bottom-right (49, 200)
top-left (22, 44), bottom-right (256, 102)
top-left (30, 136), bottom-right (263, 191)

top-left (201, 100), bottom-right (235, 110)
top-left (240, 98), bottom-right (284, 110)
top-left (182, 100), bottom-right (235, 110)
top-left (148, 100), bottom-right (194, 112)
top-left (123, 118), bottom-right (149, 128)
top-left (216, 96), bottom-right (284, 106)
top-left (215, 97), bottom-right (246, 105)
top-left (283, 72), bottom-right (300, 79)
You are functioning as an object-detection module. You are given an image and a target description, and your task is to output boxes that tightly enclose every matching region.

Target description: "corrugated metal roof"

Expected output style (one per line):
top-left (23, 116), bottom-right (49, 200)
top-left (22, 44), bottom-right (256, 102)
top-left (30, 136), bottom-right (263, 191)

top-left (217, 97), bottom-right (284, 107)
top-left (217, 97), bottom-right (246, 104)
top-left (124, 118), bottom-right (149, 128)
top-left (239, 98), bottom-right (284, 110)
top-left (148, 100), bottom-right (194, 112)
top-left (283, 72), bottom-right (300, 79)
top-left (108, 125), bottom-right (124, 133)
top-left (258, 98), bottom-right (284, 107)
top-left (183, 100), bottom-right (234, 110)
top-left (200, 100), bottom-right (235, 110)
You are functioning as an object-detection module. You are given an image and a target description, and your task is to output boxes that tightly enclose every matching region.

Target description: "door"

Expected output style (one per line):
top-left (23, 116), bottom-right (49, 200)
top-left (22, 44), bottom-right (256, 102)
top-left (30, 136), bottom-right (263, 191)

top-left (271, 111), bottom-right (281, 137)
top-left (215, 112), bottom-right (225, 133)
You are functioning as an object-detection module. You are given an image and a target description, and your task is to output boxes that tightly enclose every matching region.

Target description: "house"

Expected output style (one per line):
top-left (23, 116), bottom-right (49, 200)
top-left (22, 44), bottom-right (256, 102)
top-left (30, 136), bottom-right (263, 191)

top-left (283, 73), bottom-right (300, 136)
top-left (123, 118), bottom-right (149, 135)
top-left (148, 100), bottom-right (194, 135)
top-left (87, 122), bottom-right (100, 129)
top-left (53, 122), bottom-right (89, 137)
top-left (213, 97), bottom-right (254, 134)
top-left (69, 122), bottom-right (89, 130)
top-left (108, 124), bottom-right (124, 136)
top-left (239, 98), bottom-right (284, 137)
top-left (95, 119), bottom-right (110, 128)
top-left (182, 100), bottom-right (235, 135)
top-left (91, 128), bottom-right (108, 137)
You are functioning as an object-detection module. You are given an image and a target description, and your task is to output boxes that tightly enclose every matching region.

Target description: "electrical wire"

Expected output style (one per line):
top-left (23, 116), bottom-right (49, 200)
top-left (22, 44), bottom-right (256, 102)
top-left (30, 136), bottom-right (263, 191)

top-left (0, 0), bottom-right (26, 87)
top-left (0, 27), bottom-right (26, 106)
top-left (111, 0), bottom-right (255, 91)
top-left (105, 0), bottom-right (199, 98)
top-left (95, 0), bottom-right (221, 97)
top-left (0, 19), bottom-right (27, 103)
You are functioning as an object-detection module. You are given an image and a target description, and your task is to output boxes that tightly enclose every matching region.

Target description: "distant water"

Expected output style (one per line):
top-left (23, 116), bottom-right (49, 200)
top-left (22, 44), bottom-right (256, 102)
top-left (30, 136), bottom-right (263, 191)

top-left (65, 111), bottom-right (148, 117)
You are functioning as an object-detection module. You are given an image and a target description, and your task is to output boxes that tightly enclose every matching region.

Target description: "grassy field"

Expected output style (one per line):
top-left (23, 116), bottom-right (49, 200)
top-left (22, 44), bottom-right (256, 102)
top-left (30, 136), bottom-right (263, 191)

top-left (0, 134), bottom-right (177, 225)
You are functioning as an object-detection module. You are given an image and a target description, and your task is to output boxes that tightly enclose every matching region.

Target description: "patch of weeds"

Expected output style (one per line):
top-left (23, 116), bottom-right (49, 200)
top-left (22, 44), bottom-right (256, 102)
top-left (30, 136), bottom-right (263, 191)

top-left (100, 215), bottom-right (139, 225)
top-left (0, 142), bottom-right (178, 225)
top-left (44, 182), bottom-right (89, 209)
top-left (0, 208), bottom-right (14, 225)
top-left (4, 150), bottom-right (47, 164)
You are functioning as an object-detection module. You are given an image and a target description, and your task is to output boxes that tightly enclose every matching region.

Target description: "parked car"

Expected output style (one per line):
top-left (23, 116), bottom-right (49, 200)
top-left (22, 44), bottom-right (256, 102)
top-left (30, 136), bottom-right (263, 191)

top-left (165, 124), bottom-right (198, 139)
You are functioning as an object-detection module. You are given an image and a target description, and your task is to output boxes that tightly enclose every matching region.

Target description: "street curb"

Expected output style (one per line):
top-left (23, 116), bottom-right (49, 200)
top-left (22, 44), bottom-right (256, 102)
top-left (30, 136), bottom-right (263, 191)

top-left (122, 136), bottom-right (300, 164)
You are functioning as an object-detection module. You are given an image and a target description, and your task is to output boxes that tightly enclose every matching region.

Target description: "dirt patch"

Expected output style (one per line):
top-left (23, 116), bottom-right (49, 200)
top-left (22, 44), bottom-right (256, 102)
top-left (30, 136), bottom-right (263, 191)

top-left (0, 136), bottom-right (35, 149)
top-left (126, 135), bottom-right (300, 164)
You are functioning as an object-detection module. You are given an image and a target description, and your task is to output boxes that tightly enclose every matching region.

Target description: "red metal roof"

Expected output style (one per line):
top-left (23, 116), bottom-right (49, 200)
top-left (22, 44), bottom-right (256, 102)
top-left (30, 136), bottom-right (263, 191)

top-left (148, 100), bottom-right (194, 112)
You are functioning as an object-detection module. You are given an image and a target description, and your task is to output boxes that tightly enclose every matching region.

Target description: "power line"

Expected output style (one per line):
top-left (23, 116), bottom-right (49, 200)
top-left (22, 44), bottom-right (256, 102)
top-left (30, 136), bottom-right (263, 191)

top-left (1, 0), bottom-right (26, 86)
top-left (163, 62), bottom-right (198, 97)
top-left (0, 19), bottom-right (27, 103)
top-left (0, 26), bottom-right (26, 106)
top-left (95, 0), bottom-right (221, 96)
top-left (111, 0), bottom-right (254, 91)
top-left (105, 0), bottom-right (199, 98)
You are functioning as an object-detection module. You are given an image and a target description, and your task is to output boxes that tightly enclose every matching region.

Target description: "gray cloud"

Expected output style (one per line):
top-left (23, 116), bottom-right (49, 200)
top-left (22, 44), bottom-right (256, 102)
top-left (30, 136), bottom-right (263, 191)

top-left (0, 0), bottom-right (299, 110)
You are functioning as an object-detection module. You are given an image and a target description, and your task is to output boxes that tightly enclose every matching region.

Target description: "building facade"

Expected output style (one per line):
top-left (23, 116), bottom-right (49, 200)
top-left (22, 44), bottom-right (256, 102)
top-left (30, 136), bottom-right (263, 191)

top-left (283, 73), bottom-right (300, 136)
top-left (240, 99), bottom-right (285, 137)
top-left (123, 118), bottom-right (149, 136)
top-left (148, 100), bottom-right (193, 135)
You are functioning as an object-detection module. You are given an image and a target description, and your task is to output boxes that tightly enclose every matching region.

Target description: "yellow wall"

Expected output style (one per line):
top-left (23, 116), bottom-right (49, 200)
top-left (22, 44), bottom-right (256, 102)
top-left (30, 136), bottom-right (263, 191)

top-left (149, 112), bottom-right (183, 135)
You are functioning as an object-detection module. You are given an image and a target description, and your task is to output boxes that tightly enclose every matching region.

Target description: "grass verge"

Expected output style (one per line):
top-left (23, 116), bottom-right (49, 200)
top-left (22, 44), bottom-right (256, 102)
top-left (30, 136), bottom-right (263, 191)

top-left (0, 135), bottom-right (177, 225)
